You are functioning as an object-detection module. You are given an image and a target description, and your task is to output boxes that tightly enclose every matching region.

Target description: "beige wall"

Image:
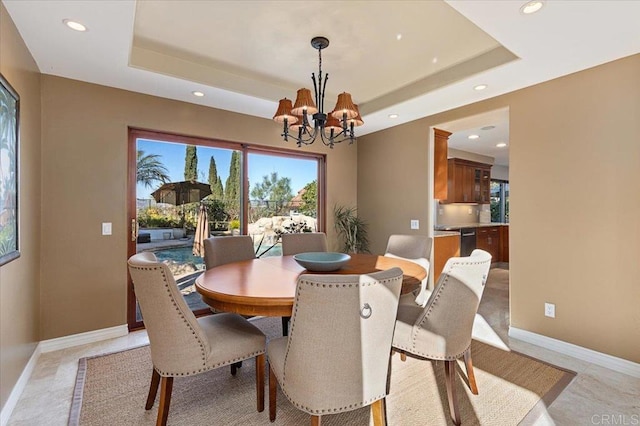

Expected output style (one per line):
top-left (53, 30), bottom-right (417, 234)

top-left (0, 3), bottom-right (42, 409)
top-left (358, 54), bottom-right (640, 363)
top-left (40, 75), bottom-right (357, 340)
top-left (357, 119), bottom-right (432, 252)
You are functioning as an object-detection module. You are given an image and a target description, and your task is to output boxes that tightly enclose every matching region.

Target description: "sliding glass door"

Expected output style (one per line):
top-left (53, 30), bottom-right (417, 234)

top-left (247, 151), bottom-right (321, 257)
top-left (127, 129), bottom-right (325, 329)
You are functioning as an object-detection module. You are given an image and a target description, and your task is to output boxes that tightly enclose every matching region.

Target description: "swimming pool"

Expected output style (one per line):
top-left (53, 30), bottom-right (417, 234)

top-left (153, 246), bottom-right (205, 269)
top-left (152, 243), bottom-right (282, 268)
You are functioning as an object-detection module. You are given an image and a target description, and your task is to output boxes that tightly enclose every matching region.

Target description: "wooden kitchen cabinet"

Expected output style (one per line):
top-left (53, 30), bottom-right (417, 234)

top-left (480, 169), bottom-right (491, 203)
top-left (433, 234), bottom-right (460, 284)
top-left (442, 158), bottom-right (492, 204)
top-left (433, 128), bottom-right (452, 200)
top-left (476, 226), bottom-right (501, 262)
top-left (500, 225), bottom-right (509, 262)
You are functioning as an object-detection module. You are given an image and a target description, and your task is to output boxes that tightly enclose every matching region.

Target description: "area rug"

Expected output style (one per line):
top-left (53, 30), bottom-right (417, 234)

top-left (69, 317), bottom-right (575, 425)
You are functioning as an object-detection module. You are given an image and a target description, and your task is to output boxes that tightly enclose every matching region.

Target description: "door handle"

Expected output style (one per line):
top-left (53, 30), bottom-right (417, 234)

top-left (131, 219), bottom-right (138, 242)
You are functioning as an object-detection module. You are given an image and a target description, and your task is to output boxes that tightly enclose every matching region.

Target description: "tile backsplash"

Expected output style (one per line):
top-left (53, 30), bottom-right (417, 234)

top-left (434, 202), bottom-right (491, 226)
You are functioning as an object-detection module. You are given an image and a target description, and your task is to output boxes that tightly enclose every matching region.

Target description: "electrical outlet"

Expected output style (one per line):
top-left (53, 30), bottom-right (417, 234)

top-left (410, 220), bottom-right (419, 230)
top-left (102, 222), bottom-right (112, 236)
top-left (468, 208), bottom-right (473, 215)
top-left (544, 303), bottom-right (555, 318)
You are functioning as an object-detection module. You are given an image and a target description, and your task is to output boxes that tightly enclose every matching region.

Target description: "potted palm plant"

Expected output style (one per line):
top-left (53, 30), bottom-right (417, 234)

top-left (334, 205), bottom-right (370, 253)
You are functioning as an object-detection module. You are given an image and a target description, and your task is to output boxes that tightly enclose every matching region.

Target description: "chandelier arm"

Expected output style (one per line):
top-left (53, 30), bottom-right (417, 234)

top-left (294, 126), bottom-right (320, 147)
top-left (281, 118), bottom-right (289, 141)
top-left (321, 73), bottom-right (329, 116)
top-left (311, 72), bottom-right (318, 112)
top-left (318, 130), bottom-right (335, 149)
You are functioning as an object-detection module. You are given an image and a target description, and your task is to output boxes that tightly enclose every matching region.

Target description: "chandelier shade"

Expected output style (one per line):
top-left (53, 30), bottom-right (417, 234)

top-left (273, 36), bottom-right (362, 148)
top-left (324, 114), bottom-right (343, 134)
top-left (273, 98), bottom-right (298, 125)
top-left (347, 104), bottom-right (364, 127)
top-left (331, 92), bottom-right (358, 119)
top-left (292, 88), bottom-right (318, 115)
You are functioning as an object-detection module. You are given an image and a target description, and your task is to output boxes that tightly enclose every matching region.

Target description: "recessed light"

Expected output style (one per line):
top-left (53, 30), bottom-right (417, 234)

top-left (192, 91), bottom-right (205, 97)
top-left (396, 33), bottom-right (402, 41)
top-left (388, 114), bottom-right (399, 119)
top-left (496, 143), bottom-right (507, 148)
top-left (63, 19), bottom-right (87, 32)
top-left (520, 0), bottom-right (544, 14)
top-left (474, 84), bottom-right (488, 91)
top-left (481, 125), bottom-right (495, 131)
top-left (432, 57), bottom-right (438, 64)
top-left (468, 134), bottom-right (479, 140)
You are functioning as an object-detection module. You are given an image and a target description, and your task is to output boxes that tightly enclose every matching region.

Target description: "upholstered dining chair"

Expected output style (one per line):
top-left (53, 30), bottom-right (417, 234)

top-left (281, 232), bottom-right (328, 256)
top-left (203, 235), bottom-right (255, 269)
top-left (127, 252), bottom-right (266, 426)
top-left (203, 234), bottom-right (289, 337)
top-left (391, 249), bottom-right (492, 425)
top-left (384, 234), bottom-right (432, 306)
top-left (267, 268), bottom-right (404, 426)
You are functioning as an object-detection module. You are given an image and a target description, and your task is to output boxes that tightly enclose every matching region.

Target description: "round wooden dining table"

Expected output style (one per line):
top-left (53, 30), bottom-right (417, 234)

top-left (195, 253), bottom-right (427, 317)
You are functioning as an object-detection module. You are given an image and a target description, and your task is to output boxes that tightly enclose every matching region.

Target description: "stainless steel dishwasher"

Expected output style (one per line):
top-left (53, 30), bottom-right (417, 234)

top-left (460, 227), bottom-right (477, 256)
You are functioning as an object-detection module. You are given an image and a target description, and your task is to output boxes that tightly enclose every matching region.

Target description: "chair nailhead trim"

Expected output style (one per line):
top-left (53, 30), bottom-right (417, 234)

top-left (406, 257), bottom-right (490, 358)
top-left (131, 263), bottom-right (268, 376)
top-left (279, 275), bottom-right (399, 407)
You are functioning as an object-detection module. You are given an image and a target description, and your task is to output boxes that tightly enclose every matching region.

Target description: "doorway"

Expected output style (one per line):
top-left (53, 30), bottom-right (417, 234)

top-left (431, 107), bottom-right (510, 277)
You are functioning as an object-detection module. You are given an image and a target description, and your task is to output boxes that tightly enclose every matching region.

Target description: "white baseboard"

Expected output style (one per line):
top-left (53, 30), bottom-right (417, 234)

top-left (39, 325), bottom-right (128, 353)
top-left (509, 327), bottom-right (640, 378)
top-left (0, 345), bottom-right (41, 426)
top-left (0, 324), bottom-right (128, 425)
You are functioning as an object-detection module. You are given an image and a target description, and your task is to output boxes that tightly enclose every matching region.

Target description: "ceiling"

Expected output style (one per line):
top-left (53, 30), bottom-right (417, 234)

top-left (439, 108), bottom-right (510, 167)
top-left (4, 1), bottom-right (640, 162)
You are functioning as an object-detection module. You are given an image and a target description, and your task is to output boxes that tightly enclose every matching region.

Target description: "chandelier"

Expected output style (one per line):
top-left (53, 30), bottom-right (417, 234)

top-left (273, 36), bottom-right (363, 149)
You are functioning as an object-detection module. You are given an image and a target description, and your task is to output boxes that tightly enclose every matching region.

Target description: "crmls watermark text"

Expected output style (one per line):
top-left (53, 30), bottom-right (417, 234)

top-left (591, 414), bottom-right (640, 425)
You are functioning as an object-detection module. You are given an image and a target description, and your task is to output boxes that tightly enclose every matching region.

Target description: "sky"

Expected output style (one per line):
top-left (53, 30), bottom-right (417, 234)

top-left (136, 139), bottom-right (317, 200)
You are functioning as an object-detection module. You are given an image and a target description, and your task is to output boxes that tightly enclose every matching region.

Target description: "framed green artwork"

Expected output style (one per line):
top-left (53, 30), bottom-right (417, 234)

top-left (0, 73), bottom-right (20, 266)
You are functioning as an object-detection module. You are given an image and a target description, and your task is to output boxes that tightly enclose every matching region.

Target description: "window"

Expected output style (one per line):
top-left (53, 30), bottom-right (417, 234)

top-left (490, 180), bottom-right (509, 223)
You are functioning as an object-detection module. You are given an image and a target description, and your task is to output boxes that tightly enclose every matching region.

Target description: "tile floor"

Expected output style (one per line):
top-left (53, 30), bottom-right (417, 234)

top-left (6, 267), bottom-right (640, 425)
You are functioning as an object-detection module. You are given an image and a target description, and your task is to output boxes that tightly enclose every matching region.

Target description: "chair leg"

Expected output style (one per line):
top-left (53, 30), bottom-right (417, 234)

top-left (256, 354), bottom-right (265, 412)
top-left (463, 348), bottom-right (479, 395)
top-left (444, 360), bottom-right (461, 426)
top-left (371, 398), bottom-right (387, 426)
top-left (269, 364), bottom-right (277, 422)
top-left (281, 316), bottom-right (290, 336)
top-left (311, 415), bottom-right (321, 426)
top-left (157, 376), bottom-right (173, 426)
top-left (386, 350), bottom-right (394, 395)
top-left (230, 361), bottom-right (243, 376)
top-left (145, 369), bottom-right (161, 410)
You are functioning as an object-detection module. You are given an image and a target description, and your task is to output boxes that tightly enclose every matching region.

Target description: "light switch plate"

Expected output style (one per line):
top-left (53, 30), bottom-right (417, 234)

top-left (102, 222), bottom-right (112, 236)
top-left (410, 220), bottom-right (419, 230)
top-left (544, 303), bottom-right (555, 318)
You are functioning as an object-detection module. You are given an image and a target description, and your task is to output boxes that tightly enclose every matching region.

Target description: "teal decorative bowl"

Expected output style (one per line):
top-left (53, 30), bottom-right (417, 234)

top-left (293, 252), bottom-right (351, 272)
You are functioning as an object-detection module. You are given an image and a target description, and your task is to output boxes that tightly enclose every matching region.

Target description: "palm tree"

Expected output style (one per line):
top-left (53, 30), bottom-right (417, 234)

top-left (137, 150), bottom-right (170, 188)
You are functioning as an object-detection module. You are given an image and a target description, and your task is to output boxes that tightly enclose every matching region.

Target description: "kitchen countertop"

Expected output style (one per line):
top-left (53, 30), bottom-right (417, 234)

top-left (435, 223), bottom-right (509, 231)
top-left (434, 230), bottom-right (460, 237)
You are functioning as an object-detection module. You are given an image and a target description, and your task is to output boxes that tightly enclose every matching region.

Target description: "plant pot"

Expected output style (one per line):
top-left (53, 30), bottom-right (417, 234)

top-left (172, 228), bottom-right (186, 239)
